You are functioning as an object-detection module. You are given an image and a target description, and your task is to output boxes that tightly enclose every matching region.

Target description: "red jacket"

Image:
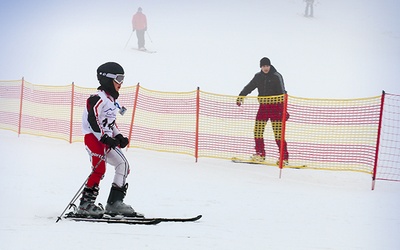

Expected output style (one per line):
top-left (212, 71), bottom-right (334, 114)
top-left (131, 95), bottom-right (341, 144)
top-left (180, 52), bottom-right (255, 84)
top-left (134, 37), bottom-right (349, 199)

top-left (132, 12), bottom-right (147, 31)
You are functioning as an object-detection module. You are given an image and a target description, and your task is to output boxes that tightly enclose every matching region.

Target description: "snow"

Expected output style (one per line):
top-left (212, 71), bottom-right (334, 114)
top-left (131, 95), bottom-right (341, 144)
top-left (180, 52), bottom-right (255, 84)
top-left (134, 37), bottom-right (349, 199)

top-left (1, 0), bottom-right (400, 249)
top-left (1, 129), bottom-right (399, 250)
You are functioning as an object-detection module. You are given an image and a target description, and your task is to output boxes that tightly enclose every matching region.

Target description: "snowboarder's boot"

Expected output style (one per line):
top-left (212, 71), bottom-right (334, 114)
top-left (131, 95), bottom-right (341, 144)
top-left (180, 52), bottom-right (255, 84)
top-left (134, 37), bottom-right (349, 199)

top-left (76, 185), bottom-right (104, 218)
top-left (105, 183), bottom-right (142, 217)
top-left (276, 159), bottom-right (289, 166)
top-left (250, 154), bottom-right (265, 162)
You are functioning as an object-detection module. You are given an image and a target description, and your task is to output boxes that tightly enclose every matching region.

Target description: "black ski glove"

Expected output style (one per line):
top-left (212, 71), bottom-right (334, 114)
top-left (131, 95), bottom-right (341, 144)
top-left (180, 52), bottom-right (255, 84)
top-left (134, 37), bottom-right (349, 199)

top-left (100, 134), bottom-right (119, 149)
top-left (115, 134), bottom-right (129, 148)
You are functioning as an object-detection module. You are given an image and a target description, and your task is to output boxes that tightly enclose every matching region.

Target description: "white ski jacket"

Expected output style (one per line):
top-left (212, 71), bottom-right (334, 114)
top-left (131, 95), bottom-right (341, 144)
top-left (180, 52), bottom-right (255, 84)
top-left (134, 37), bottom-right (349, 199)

top-left (82, 90), bottom-right (121, 141)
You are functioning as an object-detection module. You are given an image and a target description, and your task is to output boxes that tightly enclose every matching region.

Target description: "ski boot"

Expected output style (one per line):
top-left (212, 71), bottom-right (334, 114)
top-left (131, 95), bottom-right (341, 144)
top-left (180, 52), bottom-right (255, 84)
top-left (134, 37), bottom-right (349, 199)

top-left (76, 185), bottom-right (104, 218)
top-left (105, 183), bottom-right (143, 217)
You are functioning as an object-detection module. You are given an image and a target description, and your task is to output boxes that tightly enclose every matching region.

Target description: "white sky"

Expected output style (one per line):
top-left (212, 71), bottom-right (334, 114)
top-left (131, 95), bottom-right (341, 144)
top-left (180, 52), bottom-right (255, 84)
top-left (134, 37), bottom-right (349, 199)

top-left (0, 0), bottom-right (399, 98)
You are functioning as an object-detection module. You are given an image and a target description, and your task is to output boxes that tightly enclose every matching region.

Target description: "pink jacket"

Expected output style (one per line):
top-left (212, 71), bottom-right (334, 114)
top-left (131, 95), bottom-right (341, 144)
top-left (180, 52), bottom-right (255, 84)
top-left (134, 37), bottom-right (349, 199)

top-left (132, 12), bottom-right (147, 31)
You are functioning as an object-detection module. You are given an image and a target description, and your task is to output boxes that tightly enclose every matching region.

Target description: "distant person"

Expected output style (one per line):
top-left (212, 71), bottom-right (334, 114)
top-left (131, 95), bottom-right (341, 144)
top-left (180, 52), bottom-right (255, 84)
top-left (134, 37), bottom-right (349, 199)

top-left (236, 57), bottom-right (289, 165)
top-left (304, 0), bottom-right (314, 17)
top-left (132, 7), bottom-right (148, 51)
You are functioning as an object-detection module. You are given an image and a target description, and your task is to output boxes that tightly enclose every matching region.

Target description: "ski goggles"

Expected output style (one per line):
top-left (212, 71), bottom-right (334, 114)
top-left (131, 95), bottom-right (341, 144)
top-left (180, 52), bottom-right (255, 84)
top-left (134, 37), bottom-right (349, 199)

top-left (99, 72), bottom-right (125, 84)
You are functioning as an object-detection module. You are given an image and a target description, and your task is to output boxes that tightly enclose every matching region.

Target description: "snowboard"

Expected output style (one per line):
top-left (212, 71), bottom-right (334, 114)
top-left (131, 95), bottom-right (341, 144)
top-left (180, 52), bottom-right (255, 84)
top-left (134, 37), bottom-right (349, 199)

top-left (231, 157), bottom-right (307, 169)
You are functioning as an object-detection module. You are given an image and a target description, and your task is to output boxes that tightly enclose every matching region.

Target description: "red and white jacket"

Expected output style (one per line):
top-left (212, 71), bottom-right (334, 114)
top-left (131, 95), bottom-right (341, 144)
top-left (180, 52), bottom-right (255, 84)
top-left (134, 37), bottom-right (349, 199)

top-left (82, 90), bottom-right (121, 141)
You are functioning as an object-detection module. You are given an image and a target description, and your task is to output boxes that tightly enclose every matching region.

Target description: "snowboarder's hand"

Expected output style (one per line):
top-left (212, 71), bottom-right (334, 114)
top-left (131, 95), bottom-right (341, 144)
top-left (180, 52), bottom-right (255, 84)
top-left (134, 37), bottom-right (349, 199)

top-left (236, 97), bottom-right (244, 106)
top-left (115, 134), bottom-right (129, 148)
top-left (100, 134), bottom-right (119, 149)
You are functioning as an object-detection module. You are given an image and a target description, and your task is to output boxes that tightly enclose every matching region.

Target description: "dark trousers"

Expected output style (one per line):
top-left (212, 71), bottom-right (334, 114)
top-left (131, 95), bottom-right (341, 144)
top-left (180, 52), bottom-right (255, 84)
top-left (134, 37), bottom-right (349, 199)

top-left (136, 30), bottom-right (145, 49)
top-left (305, 3), bottom-right (314, 17)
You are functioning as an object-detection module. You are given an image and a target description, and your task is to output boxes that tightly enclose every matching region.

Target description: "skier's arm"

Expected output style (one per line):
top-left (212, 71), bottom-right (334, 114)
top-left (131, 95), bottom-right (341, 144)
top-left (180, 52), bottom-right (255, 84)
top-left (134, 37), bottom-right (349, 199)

top-left (86, 95), bottom-right (105, 140)
top-left (237, 75), bottom-right (258, 106)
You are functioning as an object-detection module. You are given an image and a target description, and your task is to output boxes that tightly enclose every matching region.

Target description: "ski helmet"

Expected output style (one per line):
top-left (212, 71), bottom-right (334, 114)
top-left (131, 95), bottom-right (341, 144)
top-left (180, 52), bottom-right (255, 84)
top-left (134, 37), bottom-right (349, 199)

top-left (96, 62), bottom-right (124, 99)
top-left (97, 62), bottom-right (124, 79)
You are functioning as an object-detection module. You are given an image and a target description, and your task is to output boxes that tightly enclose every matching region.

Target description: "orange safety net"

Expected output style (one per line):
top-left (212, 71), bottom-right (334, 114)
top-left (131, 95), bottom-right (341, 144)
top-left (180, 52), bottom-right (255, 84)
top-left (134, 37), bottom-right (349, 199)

top-left (0, 80), bottom-right (21, 132)
top-left (0, 79), bottom-right (399, 181)
top-left (198, 93), bottom-right (381, 174)
top-left (285, 95), bottom-right (381, 173)
top-left (128, 86), bottom-right (198, 156)
top-left (375, 93), bottom-right (400, 182)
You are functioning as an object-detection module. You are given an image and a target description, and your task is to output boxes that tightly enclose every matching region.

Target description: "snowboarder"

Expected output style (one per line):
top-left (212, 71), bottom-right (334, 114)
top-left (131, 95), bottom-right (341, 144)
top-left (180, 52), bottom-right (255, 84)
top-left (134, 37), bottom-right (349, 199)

top-left (236, 57), bottom-right (289, 165)
top-left (132, 7), bottom-right (148, 51)
top-left (304, 0), bottom-right (315, 17)
top-left (77, 62), bottom-right (139, 218)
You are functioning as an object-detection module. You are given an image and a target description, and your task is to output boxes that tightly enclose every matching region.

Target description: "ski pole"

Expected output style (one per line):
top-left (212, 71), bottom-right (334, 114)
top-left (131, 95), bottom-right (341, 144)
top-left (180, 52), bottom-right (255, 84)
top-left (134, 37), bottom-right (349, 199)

top-left (124, 31), bottom-right (134, 49)
top-left (56, 148), bottom-right (111, 222)
top-left (146, 31), bottom-right (153, 43)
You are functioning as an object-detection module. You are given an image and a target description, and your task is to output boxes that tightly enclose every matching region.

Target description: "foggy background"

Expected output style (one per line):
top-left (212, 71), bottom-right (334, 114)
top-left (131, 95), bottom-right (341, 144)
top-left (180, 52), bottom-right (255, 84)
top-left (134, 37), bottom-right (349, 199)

top-left (1, 1), bottom-right (400, 249)
top-left (0, 0), bottom-right (399, 98)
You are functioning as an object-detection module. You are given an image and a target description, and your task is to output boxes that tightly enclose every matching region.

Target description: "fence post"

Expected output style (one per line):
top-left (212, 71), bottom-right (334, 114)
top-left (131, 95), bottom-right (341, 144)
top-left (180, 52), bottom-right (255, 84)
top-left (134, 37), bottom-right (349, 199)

top-left (18, 77), bottom-right (25, 136)
top-left (371, 90), bottom-right (385, 190)
top-left (278, 93), bottom-right (289, 178)
top-left (69, 82), bottom-right (75, 143)
top-left (127, 83), bottom-right (140, 148)
top-left (195, 87), bottom-right (200, 162)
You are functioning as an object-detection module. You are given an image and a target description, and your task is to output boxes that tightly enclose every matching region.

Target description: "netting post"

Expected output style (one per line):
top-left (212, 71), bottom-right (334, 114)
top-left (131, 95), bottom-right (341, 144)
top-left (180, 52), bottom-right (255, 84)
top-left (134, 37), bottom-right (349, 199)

top-left (127, 83), bottom-right (140, 149)
top-left (69, 82), bottom-right (75, 144)
top-left (278, 93), bottom-right (289, 178)
top-left (371, 91), bottom-right (386, 190)
top-left (195, 87), bottom-right (200, 162)
top-left (17, 77), bottom-right (25, 136)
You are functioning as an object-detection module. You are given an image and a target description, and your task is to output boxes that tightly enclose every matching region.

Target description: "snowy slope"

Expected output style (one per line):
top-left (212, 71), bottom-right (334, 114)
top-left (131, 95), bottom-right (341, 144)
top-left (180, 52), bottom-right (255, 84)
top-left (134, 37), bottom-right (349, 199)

top-left (0, 0), bottom-right (400, 249)
top-left (0, 130), bottom-right (399, 250)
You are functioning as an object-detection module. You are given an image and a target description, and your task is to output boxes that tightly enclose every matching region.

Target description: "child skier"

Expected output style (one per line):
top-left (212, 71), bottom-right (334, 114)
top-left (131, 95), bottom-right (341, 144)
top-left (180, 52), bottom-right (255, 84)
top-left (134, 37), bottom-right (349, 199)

top-left (77, 62), bottom-right (139, 218)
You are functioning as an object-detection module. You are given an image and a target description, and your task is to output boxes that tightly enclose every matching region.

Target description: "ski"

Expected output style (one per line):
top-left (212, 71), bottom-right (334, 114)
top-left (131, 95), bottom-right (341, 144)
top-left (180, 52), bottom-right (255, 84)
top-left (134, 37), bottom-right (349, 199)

top-left (231, 157), bottom-right (307, 169)
top-left (66, 216), bottom-right (161, 225)
top-left (122, 214), bottom-right (202, 222)
top-left (131, 48), bottom-right (157, 53)
top-left (63, 211), bottom-right (202, 224)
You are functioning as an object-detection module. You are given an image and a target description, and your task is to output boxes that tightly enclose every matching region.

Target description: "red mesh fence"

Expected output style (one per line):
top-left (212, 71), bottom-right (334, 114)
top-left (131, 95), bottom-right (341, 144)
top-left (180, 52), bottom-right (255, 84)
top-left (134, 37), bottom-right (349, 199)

top-left (128, 86), bottom-right (198, 156)
top-left (285, 96), bottom-right (382, 173)
top-left (0, 79), bottom-right (399, 186)
top-left (374, 93), bottom-right (400, 182)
